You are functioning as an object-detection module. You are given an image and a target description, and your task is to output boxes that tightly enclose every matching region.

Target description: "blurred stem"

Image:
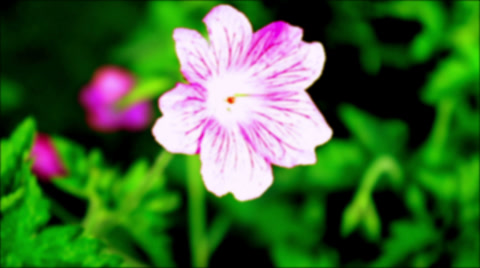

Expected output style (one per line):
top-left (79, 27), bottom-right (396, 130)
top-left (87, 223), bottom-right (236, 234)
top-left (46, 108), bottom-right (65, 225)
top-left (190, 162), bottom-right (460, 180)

top-left (423, 98), bottom-right (456, 164)
top-left (82, 167), bottom-right (109, 236)
top-left (342, 156), bottom-right (402, 238)
top-left (356, 155), bottom-right (403, 202)
top-left (186, 155), bottom-right (209, 267)
top-left (116, 77), bottom-right (172, 109)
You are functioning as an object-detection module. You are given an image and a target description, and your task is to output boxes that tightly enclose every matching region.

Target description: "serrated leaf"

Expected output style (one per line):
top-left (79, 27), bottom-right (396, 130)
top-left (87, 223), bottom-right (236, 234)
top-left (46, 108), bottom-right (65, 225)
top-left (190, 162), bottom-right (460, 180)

top-left (118, 158), bottom-right (150, 198)
top-left (50, 136), bottom-right (90, 198)
top-left (1, 117), bottom-right (36, 196)
top-left (10, 117), bottom-right (36, 160)
top-left (1, 120), bottom-right (125, 267)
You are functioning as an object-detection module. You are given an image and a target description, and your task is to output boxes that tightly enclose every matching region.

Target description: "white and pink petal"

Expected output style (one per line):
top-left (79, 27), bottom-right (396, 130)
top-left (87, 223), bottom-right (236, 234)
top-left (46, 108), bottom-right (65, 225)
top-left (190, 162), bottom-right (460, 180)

top-left (243, 90), bottom-right (332, 168)
top-left (245, 21), bottom-right (326, 91)
top-left (174, 28), bottom-right (216, 83)
top-left (200, 121), bottom-right (273, 201)
top-left (152, 83), bottom-right (209, 155)
top-left (203, 4), bottom-right (253, 72)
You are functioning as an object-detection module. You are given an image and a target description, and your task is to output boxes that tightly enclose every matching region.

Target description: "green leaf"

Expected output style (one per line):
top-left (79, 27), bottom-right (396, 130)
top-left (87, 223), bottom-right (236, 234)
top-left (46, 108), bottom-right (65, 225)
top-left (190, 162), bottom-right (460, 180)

top-left (50, 136), bottom-right (90, 198)
top-left (117, 77), bottom-right (174, 109)
top-left (0, 165), bottom-right (122, 267)
top-left (404, 184), bottom-right (427, 218)
top-left (341, 201), bottom-right (362, 238)
top-left (305, 139), bottom-right (367, 190)
top-left (216, 194), bottom-right (322, 249)
top-left (1, 117), bottom-right (36, 196)
top-left (341, 195), bottom-right (381, 242)
top-left (1, 119), bottom-right (125, 267)
top-left (421, 55), bottom-right (477, 104)
top-left (76, 150), bottom-right (178, 267)
top-left (274, 139), bottom-right (367, 192)
top-left (271, 242), bottom-right (339, 268)
top-left (10, 117), bottom-right (36, 158)
top-left (1, 217), bottom-right (124, 267)
top-left (374, 1), bottom-right (445, 63)
top-left (361, 199), bottom-right (381, 242)
top-left (371, 220), bottom-right (439, 267)
top-left (116, 158), bottom-right (150, 199)
top-left (453, 225), bottom-right (480, 268)
top-left (416, 167), bottom-right (457, 202)
top-left (339, 104), bottom-right (409, 156)
top-left (143, 192), bottom-right (181, 214)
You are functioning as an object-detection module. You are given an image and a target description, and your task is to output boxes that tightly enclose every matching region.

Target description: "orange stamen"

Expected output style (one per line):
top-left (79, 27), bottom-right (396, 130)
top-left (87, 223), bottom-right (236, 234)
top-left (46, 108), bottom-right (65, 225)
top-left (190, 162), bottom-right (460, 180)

top-left (226, 96), bottom-right (235, 104)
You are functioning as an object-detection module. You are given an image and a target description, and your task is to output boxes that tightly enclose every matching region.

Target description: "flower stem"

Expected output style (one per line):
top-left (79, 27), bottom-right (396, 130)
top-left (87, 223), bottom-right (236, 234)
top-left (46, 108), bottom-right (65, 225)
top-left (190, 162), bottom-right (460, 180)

top-left (186, 155), bottom-right (209, 267)
top-left (358, 155), bottom-right (402, 196)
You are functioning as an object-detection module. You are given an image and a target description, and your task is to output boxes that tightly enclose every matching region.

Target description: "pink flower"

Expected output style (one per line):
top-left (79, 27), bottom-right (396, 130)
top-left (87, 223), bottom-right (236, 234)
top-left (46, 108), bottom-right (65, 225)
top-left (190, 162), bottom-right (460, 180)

top-left (152, 5), bottom-right (333, 201)
top-left (31, 133), bottom-right (67, 182)
top-left (80, 66), bottom-right (153, 132)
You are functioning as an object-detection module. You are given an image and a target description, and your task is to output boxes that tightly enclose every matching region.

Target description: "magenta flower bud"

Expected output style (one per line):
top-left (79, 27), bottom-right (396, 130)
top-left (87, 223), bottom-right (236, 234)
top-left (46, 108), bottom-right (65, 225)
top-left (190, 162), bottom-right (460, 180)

top-left (31, 133), bottom-right (67, 182)
top-left (80, 66), bottom-right (153, 132)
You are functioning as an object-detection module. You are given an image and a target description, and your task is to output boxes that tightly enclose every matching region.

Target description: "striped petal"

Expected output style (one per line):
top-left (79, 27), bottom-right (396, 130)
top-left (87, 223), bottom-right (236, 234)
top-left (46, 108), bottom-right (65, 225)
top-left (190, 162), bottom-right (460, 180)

top-left (203, 4), bottom-right (253, 72)
top-left (240, 90), bottom-right (332, 168)
top-left (200, 121), bottom-right (273, 201)
top-left (245, 21), bottom-right (326, 91)
top-left (152, 83), bottom-right (209, 154)
top-left (174, 28), bottom-right (216, 83)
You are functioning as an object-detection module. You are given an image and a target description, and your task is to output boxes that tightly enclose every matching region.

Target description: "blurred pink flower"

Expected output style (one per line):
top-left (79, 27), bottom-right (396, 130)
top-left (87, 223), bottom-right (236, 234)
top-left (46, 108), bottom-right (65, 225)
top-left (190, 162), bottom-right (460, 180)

top-left (152, 5), bottom-right (333, 201)
top-left (31, 133), bottom-right (67, 182)
top-left (80, 66), bottom-right (153, 132)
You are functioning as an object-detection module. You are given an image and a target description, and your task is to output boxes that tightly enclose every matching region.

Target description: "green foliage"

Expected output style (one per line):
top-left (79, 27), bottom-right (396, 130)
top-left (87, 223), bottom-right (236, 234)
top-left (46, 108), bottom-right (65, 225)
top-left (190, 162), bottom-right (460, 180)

top-left (339, 103), bottom-right (409, 157)
top-left (1, 118), bottom-right (124, 267)
top-left (1, 117), bottom-right (36, 197)
top-left (271, 242), bottom-right (338, 267)
top-left (371, 220), bottom-right (440, 267)
top-left (51, 135), bottom-right (180, 267)
top-left (327, 1), bottom-right (447, 73)
top-left (341, 196), bottom-right (381, 242)
top-left (304, 139), bottom-right (367, 191)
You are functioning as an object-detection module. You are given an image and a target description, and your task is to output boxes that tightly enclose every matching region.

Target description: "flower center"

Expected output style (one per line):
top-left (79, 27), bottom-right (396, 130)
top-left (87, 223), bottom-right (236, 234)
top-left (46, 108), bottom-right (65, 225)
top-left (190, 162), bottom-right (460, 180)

top-left (205, 73), bottom-right (260, 125)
